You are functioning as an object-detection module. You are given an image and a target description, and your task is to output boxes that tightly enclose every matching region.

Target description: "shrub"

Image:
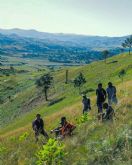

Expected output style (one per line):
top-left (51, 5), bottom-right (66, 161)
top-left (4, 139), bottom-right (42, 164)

top-left (87, 126), bottom-right (132, 164)
top-left (0, 146), bottom-right (7, 155)
top-left (76, 113), bottom-right (92, 125)
top-left (118, 69), bottom-right (126, 82)
top-left (73, 72), bottom-right (86, 94)
top-left (19, 132), bottom-right (29, 142)
top-left (36, 138), bottom-right (65, 165)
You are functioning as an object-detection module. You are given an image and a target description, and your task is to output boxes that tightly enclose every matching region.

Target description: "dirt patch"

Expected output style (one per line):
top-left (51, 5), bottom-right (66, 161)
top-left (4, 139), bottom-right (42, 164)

top-left (20, 93), bottom-right (60, 113)
top-left (21, 95), bottom-right (46, 113)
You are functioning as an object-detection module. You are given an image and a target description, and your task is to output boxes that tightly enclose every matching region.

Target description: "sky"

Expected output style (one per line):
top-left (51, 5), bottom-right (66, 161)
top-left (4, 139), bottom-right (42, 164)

top-left (0, 0), bottom-right (132, 36)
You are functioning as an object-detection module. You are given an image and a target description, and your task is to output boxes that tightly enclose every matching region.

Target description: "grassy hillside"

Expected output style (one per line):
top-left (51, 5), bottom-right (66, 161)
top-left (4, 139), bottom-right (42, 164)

top-left (0, 53), bottom-right (132, 165)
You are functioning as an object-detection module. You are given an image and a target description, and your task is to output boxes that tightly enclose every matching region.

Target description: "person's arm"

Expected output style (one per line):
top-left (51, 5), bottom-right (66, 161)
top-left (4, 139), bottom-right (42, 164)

top-left (32, 121), bottom-right (35, 129)
top-left (103, 89), bottom-right (107, 100)
top-left (96, 89), bottom-right (98, 96)
top-left (32, 121), bottom-right (37, 131)
top-left (109, 107), bottom-right (114, 116)
top-left (114, 86), bottom-right (116, 96)
top-left (41, 119), bottom-right (44, 129)
top-left (104, 108), bottom-right (109, 119)
top-left (106, 88), bottom-right (108, 94)
top-left (51, 127), bottom-right (61, 133)
top-left (82, 99), bottom-right (84, 104)
top-left (88, 99), bottom-right (91, 109)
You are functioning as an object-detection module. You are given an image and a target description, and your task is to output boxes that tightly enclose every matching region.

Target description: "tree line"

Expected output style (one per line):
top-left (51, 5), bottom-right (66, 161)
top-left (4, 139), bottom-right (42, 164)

top-left (102, 35), bottom-right (132, 63)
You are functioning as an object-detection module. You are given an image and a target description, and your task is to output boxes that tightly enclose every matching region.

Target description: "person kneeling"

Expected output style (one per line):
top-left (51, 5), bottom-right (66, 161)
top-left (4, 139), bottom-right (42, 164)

top-left (103, 103), bottom-right (115, 121)
top-left (51, 117), bottom-right (76, 139)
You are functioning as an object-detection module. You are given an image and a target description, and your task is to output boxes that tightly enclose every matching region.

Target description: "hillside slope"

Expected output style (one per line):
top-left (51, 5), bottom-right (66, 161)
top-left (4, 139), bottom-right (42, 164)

top-left (0, 53), bottom-right (132, 165)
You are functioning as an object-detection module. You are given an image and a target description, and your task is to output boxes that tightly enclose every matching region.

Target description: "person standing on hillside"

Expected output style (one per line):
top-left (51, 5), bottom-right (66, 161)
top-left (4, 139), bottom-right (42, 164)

top-left (32, 114), bottom-right (49, 142)
top-left (96, 83), bottom-right (106, 113)
top-left (82, 95), bottom-right (91, 114)
top-left (106, 82), bottom-right (117, 105)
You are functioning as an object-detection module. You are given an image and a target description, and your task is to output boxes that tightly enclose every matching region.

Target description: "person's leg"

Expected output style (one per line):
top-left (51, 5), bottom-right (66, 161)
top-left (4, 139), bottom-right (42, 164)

top-left (83, 106), bottom-right (89, 114)
top-left (102, 113), bottom-right (105, 120)
top-left (113, 97), bottom-right (118, 105)
top-left (97, 102), bottom-right (103, 113)
top-left (97, 102), bottom-right (103, 121)
top-left (83, 108), bottom-right (86, 114)
top-left (41, 129), bottom-right (49, 139)
top-left (108, 98), bottom-right (112, 106)
top-left (35, 130), bottom-right (39, 142)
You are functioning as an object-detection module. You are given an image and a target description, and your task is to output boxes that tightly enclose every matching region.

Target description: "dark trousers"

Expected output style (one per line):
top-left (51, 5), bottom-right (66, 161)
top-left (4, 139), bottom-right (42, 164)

top-left (83, 107), bottom-right (91, 114)
top-left (35, 129), bottom-right (49, 141)
top-left (97, 102), bottom-right (103, 113)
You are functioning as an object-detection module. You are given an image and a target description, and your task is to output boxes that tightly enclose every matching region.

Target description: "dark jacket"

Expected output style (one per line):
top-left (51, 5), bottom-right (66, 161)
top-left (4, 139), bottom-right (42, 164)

top-left (96, 88), bottom-right (106, 103)
top-left (82, 98), bottom-right (91, 110)
top-left (105, 106), bottom-right (114, 119)
top-left (32, 118), bottom-right (44, 130)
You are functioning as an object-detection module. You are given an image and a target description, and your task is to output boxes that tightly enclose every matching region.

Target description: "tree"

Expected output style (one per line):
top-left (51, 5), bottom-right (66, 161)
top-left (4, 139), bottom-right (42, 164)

top-left (118, 69), bottom-right (126, 83)
top-left (65, 70), bottom-right (69, 84)
top-left (102, 50), bottom-right (109, 63)
top-left (73, 72), bottom-right (86, 94)
top-left (120, 48), bottom-right (124, 54)
top-left (36, 73), bottom-right (53, 101)
top-left (122, 35), bottom-right (132, 55)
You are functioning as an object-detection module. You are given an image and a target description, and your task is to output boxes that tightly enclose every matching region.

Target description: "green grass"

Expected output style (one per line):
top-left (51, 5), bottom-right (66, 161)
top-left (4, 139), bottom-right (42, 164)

top-left (0, 53), bottom-right (132, 165)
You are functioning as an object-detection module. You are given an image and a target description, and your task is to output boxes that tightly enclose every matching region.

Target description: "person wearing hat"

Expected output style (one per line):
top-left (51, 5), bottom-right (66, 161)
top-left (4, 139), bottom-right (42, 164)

top-left (32, 114), bottom-right (49, 142)
top-left (51, 117), bottom-right (76, 139)
top-left (82, 95), bottom-right (91, 114)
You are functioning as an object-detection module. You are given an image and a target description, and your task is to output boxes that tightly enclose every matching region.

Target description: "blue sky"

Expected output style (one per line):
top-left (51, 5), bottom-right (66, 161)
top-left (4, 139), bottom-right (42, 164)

top-left (0, 0), bottom-right (132, 36)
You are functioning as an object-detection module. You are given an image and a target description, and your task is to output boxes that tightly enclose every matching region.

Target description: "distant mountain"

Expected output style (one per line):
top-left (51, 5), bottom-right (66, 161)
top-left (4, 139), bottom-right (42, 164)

top-left (0, 28), bottom-right (129, 63)
top-left (0, 28), bottom-right (128, 48)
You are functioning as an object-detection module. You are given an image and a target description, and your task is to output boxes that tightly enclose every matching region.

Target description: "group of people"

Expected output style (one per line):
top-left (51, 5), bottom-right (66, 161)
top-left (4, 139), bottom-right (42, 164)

top-left (32, 114), bottom-right (76, 142)
top-left (82, 82), bottom-right (117, 120)
top-left (32, 82), bottom-right (117, 142)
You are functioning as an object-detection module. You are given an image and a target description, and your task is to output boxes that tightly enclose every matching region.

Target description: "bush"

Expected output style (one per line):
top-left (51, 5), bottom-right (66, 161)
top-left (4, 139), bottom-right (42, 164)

top-left (36, 138), bottom-right (65, 165)
top-left (0, 146), bottom-right (7, 155)
top-left (18, 132), bottom-right (29, 142)
top-left (87, 126), bottom-right (132, 164)
top-left (76, 113), bottom-right (92, 125)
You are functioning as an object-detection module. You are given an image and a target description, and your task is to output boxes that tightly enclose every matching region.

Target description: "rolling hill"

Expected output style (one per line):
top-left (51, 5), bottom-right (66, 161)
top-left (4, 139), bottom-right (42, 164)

top-left (0, 29), bottom-right (129, 64)
top-left (0, 28), bottom-right (128, 48)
